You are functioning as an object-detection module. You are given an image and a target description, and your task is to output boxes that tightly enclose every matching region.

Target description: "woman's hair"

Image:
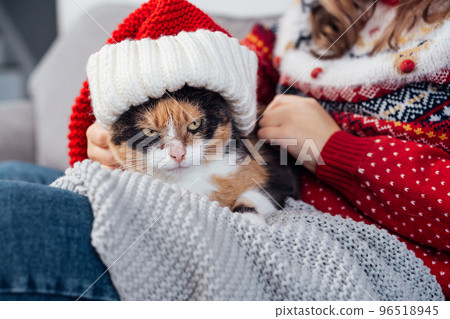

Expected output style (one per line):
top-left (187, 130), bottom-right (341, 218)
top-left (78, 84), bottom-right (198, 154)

top-left (310, 0), bottom-right (450, 59)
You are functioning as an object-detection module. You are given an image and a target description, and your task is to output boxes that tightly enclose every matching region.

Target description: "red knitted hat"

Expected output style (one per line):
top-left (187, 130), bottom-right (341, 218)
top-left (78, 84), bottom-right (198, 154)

top-left (69, 0), bottom-right (258, 165)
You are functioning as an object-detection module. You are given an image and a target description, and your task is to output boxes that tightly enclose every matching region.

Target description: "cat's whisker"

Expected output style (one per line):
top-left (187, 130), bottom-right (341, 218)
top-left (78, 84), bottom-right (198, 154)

top-left (125, 157), bottom-right (149, 163)
top-left (103, 159), bottom-right (123, 166)
top-left (202, 154), bottom-right (223, 158)
top-left (201, 152), bottom-right (223, 155)
top-left (124, 161), bottom-right (142, 165)
top-left (127, 160), bottom-right (148, 166)
top-left (125, 160), bottom-right (147, 165)
top-left (121, 160), bottom-right (148, 167)
top-left (153, 160), bottom-right (171, 174)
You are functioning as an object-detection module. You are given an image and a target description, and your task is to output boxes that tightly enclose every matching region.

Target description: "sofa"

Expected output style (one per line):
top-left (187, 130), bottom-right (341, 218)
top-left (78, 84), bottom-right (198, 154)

top-left (0, 4), bottom-right (277, 170)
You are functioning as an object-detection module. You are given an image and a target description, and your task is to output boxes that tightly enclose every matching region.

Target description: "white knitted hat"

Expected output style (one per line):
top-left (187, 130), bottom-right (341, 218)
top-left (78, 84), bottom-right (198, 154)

top-left (86, 0), bottom-right (258, 136)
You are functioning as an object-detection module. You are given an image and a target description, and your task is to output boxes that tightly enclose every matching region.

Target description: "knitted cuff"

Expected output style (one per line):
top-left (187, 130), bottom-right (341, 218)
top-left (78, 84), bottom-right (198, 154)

top-left (316, 131), bottom-right (375, 200)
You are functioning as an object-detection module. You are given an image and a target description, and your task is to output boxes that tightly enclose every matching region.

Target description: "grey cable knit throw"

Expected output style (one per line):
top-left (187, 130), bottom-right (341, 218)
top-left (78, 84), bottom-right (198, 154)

top-left (51, 160), bottom-right (443, 301)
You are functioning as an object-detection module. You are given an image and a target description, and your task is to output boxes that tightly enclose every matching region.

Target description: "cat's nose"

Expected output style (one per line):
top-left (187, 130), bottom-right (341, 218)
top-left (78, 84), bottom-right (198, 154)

top-left (169, 143), bottom-right (186, 164)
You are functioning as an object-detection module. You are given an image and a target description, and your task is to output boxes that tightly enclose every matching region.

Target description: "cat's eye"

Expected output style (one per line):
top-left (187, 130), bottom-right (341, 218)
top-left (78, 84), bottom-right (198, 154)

top-left (142, 128), bottom-right (159, 138)
top-left (187, 119), bottom-right (202, 132)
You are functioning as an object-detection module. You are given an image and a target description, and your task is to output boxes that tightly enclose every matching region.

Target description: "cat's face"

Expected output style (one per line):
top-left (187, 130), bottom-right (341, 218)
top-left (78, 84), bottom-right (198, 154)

top-left (109, 86), bottom-right (234, 177)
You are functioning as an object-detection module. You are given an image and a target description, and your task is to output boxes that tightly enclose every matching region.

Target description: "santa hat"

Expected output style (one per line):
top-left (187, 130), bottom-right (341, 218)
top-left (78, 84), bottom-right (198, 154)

top-left (86, 0), bottom-right (258, 135)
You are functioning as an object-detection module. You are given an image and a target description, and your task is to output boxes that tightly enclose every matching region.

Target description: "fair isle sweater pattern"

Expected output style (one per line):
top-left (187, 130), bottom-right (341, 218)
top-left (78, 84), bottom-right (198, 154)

top-left (274, 1), bottom-right (450, 123)
top-left (279, 81), bottom-right (450, 123)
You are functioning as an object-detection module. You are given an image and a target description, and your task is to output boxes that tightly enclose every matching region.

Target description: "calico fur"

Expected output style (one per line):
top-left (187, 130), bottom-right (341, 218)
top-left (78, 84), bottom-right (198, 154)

top-left (109, 86), bottom-right (298, 217)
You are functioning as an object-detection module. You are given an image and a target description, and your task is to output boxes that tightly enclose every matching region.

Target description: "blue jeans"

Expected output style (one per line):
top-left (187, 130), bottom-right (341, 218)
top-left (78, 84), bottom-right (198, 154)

top-left (0, 161), bottom-right (119, 300)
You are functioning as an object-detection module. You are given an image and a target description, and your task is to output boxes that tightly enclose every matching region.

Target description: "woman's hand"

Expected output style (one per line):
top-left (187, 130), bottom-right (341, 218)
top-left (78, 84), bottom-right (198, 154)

top-left (86, 121), bottom-right (117, 169)
top-left (257, 95), bottom-right (341, 174)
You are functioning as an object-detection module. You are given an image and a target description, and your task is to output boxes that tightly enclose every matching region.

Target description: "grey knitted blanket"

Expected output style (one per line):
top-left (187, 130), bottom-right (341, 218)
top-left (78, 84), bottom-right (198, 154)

top-left (51, 160), bottom-right (443, 301)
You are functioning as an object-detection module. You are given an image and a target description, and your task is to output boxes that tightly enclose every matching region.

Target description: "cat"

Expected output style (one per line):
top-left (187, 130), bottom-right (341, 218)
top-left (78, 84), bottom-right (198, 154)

top-left (108, 86), bottom-right (298, 223)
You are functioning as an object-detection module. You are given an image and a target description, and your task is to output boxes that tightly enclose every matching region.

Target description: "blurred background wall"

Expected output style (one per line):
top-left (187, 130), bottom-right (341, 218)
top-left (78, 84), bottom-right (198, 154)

top-left (0, 0), bottom-right (57, 100)
top-left (0, 0), bottom-right (291, 165)
top-left (0, 0), bottom-right (291, 102)
top-left (57, 0), bottom-right (291, 35)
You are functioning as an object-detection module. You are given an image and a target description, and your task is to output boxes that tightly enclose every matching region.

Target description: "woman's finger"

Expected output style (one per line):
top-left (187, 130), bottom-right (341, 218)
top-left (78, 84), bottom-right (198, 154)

top-left (260, 95), bottom-right (289, 114)
top-left (87, 121), bottom-right (110, 148)
top-left (259, 107), bottom-right (289, 127)
top-left (87, 145), bottom-right (117, 166)
top-left (257, 126), bottom-right (285, 141)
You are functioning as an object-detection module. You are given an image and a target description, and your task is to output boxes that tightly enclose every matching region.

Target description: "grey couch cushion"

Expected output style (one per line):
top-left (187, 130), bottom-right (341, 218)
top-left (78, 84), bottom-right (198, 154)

top-left (0, 98), bottom-right (34, 162)
top-left (29, 5), bottom-right (135, 170)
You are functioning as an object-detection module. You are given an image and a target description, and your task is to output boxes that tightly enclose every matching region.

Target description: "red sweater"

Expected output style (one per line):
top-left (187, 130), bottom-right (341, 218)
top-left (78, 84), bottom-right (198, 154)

top-left (68, 87), bottom-right (450, 300)
top-left (240, 20), bottom-right (450, 298)
top-left (306, 128), bottom-right (449, 298)
top-left (68, 18), bottom-right (450, 300)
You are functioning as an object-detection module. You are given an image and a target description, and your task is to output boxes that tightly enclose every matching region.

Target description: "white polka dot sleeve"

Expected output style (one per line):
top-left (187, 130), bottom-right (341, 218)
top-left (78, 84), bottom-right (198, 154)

top-left (317, 131), bottom-right (450, 253)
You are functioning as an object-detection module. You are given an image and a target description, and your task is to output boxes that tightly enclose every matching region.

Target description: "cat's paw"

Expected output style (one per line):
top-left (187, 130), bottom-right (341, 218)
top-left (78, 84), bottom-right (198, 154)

top-left (232, 205), bottom-right (266, 226)
top-left (240, 212), bottom-right (267, 227)
top-left (232, 205), bottom-right (257, 213)
top-left (235, 189), bottom-right (277, 216)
